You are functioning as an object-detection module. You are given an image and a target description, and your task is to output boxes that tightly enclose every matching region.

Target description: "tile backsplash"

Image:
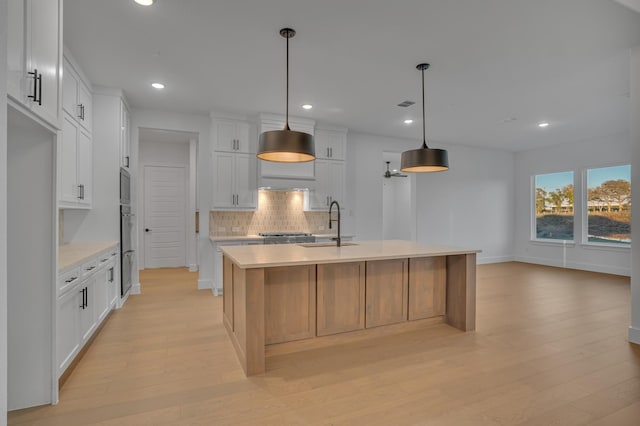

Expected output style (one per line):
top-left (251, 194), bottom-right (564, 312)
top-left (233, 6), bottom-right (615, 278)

top-left (210, 190), bottom-right (329, 236)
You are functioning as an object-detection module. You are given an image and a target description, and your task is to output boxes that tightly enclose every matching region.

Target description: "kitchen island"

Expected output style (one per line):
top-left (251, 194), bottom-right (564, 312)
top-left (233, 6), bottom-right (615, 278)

top-left (221, 240), bottom-right (479, 376)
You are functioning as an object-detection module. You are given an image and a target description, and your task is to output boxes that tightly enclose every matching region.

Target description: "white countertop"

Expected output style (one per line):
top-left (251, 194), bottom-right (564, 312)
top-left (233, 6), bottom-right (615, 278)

top-left (58, 241), bottom-right (119, 272)
top-left (220, 240), bottom-right (480, 269)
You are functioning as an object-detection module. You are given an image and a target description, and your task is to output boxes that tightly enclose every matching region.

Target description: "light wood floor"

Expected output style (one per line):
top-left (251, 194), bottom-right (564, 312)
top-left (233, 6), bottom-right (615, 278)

top-left (8, 262), bottom-right (640, 425)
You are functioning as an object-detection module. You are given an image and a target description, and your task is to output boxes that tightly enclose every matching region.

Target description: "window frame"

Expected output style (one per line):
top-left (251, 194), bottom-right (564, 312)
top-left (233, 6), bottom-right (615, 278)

top-left (531, 171), bottom-right (576, 244)
top-left (581, 163), bottom-right (631, 249)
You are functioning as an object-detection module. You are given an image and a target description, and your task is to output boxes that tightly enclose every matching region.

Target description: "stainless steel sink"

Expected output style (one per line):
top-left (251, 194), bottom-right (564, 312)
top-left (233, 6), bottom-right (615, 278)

top-left (298, 242), bottom-right (358, 248)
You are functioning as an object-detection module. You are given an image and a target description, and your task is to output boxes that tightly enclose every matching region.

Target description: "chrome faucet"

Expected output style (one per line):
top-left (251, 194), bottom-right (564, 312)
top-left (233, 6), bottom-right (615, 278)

top-left (329, 200), bottom-right (341, 247)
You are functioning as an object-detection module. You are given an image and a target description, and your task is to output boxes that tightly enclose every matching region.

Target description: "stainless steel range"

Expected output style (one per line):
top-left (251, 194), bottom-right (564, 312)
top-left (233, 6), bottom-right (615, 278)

top-left (259, 232), bottom-right (315, 244)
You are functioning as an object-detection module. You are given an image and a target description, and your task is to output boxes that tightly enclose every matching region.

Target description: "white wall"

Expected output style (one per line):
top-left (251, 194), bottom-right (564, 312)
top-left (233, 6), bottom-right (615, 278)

top-left (138, 138), bottom-right (191, 269)
top-left (629, 46), bottom-right (640, 344)
top-left (7, 109), bottom-right (55, 410)
top-left (130, 109), bottom-right (212, 291)
top-left (513, 132), bottom-right (632, 276)
top-left (347, 132), bottom-right (516, 263)
top-left (0, 1), bottom-right (9, 421)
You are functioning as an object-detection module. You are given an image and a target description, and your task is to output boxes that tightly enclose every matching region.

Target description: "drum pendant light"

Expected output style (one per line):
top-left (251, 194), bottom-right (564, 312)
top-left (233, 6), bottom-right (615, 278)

top-left (257, 28), bottom-right (315, 163)
top-left (400, 63), bottom-right (449, 172)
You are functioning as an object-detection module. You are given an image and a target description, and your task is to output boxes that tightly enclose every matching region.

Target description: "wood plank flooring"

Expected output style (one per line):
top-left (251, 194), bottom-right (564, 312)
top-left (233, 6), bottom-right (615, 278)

top-left (8, 262), bottom-right (640, 425)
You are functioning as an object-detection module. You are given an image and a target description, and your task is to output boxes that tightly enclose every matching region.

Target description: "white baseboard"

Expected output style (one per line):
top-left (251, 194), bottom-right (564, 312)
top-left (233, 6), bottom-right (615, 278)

top-left (628, 326), bottom-right (640, 345)
top-left (477, 255), bottom-right (515, 265)
top-left (189, 264), bottom-right (198, 272)
top-left (198, 278), bottom-right (212, 290)
top-left (514, 255), bottom-right (631, 277)
top-left (130, 282), bottom-right (141, 295)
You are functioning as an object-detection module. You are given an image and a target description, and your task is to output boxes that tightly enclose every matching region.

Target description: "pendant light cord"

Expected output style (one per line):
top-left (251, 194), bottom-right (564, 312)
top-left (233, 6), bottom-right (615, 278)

top-left (285, 32), bottom-right (290, 131)
top-left (421, 66), bottom-right (428, 149)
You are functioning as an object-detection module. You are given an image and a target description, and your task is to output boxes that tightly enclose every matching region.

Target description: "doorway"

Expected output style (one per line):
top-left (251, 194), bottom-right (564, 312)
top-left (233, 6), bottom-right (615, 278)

top-left (138, 128), bottom-right (197, 269)
top-left (143, 165), bottom-right (187, 268)
top-left (382, 152), bottom-right (416, 241)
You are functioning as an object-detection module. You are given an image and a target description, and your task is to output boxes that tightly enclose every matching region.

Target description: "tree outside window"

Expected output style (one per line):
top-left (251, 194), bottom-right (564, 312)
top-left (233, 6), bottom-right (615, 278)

top-left (586, 165), bottom-right (631, 245)
top-left (534, 172), bottom-right (574, 240)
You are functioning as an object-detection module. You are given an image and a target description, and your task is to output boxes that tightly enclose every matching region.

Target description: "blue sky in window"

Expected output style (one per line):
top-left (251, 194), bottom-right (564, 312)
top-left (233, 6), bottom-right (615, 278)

top-left (535, 171), bottom-right (573, 192)
top-left (587, 165), bottom-right (631, 188)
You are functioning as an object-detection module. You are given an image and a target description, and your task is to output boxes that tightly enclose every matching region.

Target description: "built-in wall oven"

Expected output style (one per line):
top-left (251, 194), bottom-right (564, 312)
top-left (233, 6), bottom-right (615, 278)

top-left (120, 168), bottom-right (134, 296)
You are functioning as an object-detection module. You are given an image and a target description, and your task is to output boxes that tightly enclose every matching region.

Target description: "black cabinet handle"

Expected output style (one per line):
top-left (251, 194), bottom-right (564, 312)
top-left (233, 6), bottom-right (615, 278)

top-left (81, 104), bottom-right (85, 120)
top-left (37, 72), bottom-right (42, 105)
top-left (78, 184), bottom-right (85, 200)
top-left (145, 228), bottom-right (151, 232)
top-left (65, 276), bottom-right (78, 284)
top-left (27, 69), bottom-right (38, 103)
top-left (108, 267), bottom-right (114, 283)
top-left (125, 156), bottom-right (130, 168)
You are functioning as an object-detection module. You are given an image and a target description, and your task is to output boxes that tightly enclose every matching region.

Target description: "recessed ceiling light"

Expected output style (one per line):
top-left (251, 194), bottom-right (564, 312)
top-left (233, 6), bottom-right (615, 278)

top-left (538, 122), bottom-right (550, 128)
top-left (134, 0), bottom-right (154, 5)
top-left (404, 119), bottom-right (413, 124)
top-left (151, 82), bottom-right (165, 89)
top-left (302, 104), bottom-right (313, 110)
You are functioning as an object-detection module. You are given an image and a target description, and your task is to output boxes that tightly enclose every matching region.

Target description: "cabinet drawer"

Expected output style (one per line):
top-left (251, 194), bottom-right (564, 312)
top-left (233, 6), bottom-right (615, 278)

top-left (58, 266), bottom-right (81, 294)
top-left (80, 258), bottom-right (99, 277)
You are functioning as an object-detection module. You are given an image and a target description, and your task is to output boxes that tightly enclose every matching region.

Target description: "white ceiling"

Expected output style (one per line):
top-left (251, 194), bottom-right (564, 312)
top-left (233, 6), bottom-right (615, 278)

top-left (64, 0), bottom-right (640, 152)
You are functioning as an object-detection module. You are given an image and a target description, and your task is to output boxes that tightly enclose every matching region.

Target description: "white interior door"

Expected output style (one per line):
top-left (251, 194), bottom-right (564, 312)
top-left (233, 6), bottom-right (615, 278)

top-left (143, 165), bottom-right (187, 268)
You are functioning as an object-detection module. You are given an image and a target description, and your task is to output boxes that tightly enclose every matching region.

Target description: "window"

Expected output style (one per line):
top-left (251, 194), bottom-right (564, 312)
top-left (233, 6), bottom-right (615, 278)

top-left (585, 165), bottom-right (631, 245)
top-left (534, 171), bottom-right (574, 241)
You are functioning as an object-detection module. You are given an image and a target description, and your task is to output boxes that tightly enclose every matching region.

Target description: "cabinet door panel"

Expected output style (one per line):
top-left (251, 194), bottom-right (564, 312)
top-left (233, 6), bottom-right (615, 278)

top-left (264, 265), bottom-right (316, 344)
top-left (80, 278), bottom-right (97, 342)
top-left (60, 116), bottom-right (78, 203)
top-left (235, 122), bottom-right (251, 153)
top-left (62, 61), bottom-right (78, 118)
top-left (56, 288), bottom-right (81, 375)
top-left (317, 262), bottom-right (365, 336)
top-left (29, 0), bottom-right (61, 126)
top-left (212, 152), bottom-right (235, 208)
top-left (7, 0), bottom-right (26, 102)
top-left (308, 160), bottom-right (330, 210)
top-left (365, 259), bottom-right (408, 328)
top-left (234, 154), bottom-right (256, 208)
top-left (408, 257), bottom-right (446, 320)
top-left (78, 80), bottom-right (92, 132)
top-left (215, 120), bottom-right (236, 151)
top-left (76, 129), bottom-right (92, 206)
top-left (328, 161), bottom-right (345, 204)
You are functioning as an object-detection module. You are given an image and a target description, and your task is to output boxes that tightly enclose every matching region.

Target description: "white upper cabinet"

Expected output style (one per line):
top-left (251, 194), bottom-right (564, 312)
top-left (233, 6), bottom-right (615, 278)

top-left (212, 118), bottom-right (251, 153)
top-left (306, 160), bottom-right (345, 211)
top-left (120, 99), bottom-right (131, 168)
top-left (7, 0), bottom-right (62, 129)
top-left (59, 115), bottom-right (92, 209)
top-left (211, 152), bottom-right (257, 210)
top-left (315, 128), bottom-right (347, 160)
top-left (63, 56), bottom-right (92, 133)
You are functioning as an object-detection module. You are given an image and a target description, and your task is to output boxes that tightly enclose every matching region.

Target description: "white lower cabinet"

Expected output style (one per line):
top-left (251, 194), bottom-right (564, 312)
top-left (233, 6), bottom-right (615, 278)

top-left (212, 239), bottom-right (263, 294)
top-left (56, 246), bottom-right (119, 378)
top-left (56, 288), bottom-right (82, 375)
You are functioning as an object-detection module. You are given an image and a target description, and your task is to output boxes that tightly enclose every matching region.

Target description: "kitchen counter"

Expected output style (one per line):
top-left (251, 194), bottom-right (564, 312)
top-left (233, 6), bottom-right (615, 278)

top-left (222, 239), bottom-right (478, 376)
top-left (58, 241), bottom-right (119, 271)
top-left (220, 240), bottom-right (479, 269)
top-left (209, 234), bottom-right (355, 243)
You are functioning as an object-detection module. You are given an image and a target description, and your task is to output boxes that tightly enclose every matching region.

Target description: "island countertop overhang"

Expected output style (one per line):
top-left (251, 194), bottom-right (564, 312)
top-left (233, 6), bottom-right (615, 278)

top-left (220, 239), bottom-right (481, 269)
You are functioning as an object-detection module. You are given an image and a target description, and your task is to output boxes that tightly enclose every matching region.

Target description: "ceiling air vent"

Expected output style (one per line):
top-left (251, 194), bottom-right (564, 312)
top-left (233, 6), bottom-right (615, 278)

top-left (397, 100), bottom-right (415, 107)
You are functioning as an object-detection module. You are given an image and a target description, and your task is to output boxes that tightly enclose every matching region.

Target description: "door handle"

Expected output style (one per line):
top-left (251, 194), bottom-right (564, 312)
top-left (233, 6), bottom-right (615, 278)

top-left (145, 228), bottom-right (151, 232)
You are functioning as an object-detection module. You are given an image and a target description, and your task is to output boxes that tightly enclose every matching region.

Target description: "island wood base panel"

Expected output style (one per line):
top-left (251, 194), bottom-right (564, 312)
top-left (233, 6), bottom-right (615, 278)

top-left (223, 253), bottom-right (476, 376)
